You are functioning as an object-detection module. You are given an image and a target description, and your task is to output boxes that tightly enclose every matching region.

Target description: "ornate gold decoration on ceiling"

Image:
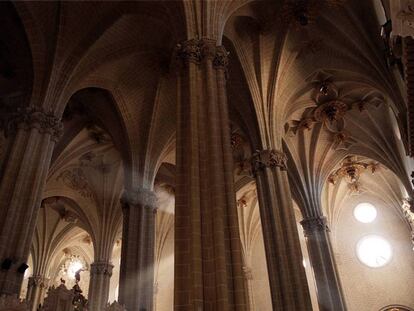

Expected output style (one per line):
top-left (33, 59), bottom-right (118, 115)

top-left (328, 156), bottom-right (379, 194)
top-left (286, 77), bottom-right (383, 150)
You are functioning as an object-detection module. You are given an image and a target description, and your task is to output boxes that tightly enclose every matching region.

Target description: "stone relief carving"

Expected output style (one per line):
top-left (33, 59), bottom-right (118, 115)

top-left (3, 105), bottom-right (63, 142)
top-left (286, 78), bottom-right (383, 150)
top-left (57, 168), bottom-right (94, 200)
top-left (251, 149), bottom-right (287, 173)
top-left (175, 39), bottom-right (229, 69)
top-left (328, 156), bottom-right (379, 195)
top-left (121, 188), bottom-right (157, 210)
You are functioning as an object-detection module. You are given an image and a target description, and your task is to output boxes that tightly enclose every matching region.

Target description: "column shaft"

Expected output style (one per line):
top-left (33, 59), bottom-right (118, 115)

top-left (26, 276), bottom-right (49, 311)
top-left (119, 189), bottom-right (156, 311)
top-left (0, 106), bottom-right (62, 295)
top-left (301, 216), bottom-right (346, 311)
top-left (88, 261), bottom-right (114, 311)
top-left (252, 149), bottom-right (312, 310)
top-left (174, 38), bottom-right (246, 311)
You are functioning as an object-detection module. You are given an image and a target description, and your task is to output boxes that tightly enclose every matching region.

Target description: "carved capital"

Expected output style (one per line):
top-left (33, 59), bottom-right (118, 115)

top-left (213, 45), bottom-right (229, 69)
top-left (242, 266), bottom-right (253, 280)
top-left (4, 106), bottom-right (63, 142)
top-left (251, 149), bottom-right (287, 173)
top-left (300, 216), bottom-right (329, 236)
top-left (121, 188), bottom-right (157, 211)
top-left (90, 262), bottom-right (114, 277)
top-left (175, 38), bottom-right (229, 69)
top-left (28, 276), bottom-right (50, 289)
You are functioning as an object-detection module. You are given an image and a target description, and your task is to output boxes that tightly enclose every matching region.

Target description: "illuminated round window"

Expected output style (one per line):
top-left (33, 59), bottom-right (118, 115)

top-left (354, 202), bottom-right (377, 223)
top-left (356, 235), bottom-right (392, 268)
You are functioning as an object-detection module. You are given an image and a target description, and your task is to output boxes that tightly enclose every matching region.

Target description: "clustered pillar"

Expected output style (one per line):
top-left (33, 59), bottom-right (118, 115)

top-left (251, 149), bottom-right (312, 310)
top-left (88, 261), bottom-right (114, 311)
top-left (174, 38), bottom-right (247, 310)
top-left (0, 106), bottom-right (62, 296)
top-left (26, 275), bottom-right (49, 311)
top-left (301, 215), bottom-right (346, 311)
top-left (119, 188), bottom-right (157, 311)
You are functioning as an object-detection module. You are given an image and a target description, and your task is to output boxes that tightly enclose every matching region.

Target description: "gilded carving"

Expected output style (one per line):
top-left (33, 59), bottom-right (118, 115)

top-left (328, 156), bottom-right (379, 195)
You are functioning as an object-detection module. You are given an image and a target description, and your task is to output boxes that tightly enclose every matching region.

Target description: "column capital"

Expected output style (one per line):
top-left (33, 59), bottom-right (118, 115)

top-left (242, 266), bottom-right (253, 280)
top-left (28, 275), bottom-right (50, 289)
top-left (3, 105), bottom-right (63, 142)
top-left (175, 38), bottom-right (229, 69)
top-left (120, 188), bottom-right (157, 211)
top-left (251, 149), bottom-right (287, 173)
top-left (300, 216), bottom-right (329, 236)
top-left (90, 262), bottom-right (114, 277)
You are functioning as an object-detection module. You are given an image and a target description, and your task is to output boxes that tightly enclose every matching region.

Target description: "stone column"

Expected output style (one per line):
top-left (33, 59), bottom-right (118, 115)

top-left (242, 266), bottom-right (255, 311)
top-left (119, 188), bottom-right (156, 311)
top-left (174, 38), bottom-right (247, 310)
top-left (26, 275), bottom-right (49, 311)
top-left (88, 261), bottom-right (114, 311)
top-left (0, 106), bottom-right (62, 295)
top-left (252, 149), bottom-right (312, 310)
top-left (300, 216), bottom-right (346, 311)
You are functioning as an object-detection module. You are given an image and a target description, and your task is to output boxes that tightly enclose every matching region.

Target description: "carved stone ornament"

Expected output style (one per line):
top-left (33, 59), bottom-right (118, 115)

top-left (175, 38), bottom-right (229, 69)
top-left (28, 276), bottom-right (50, 289)
top-left (328, 156), bottom-right (379, 195)
top-left (90, 262), bottom-right (114, 277)
top-left (121, 188), bottom-right (157, 210)
top-left (4, 105), bottom-right (63, 142)
top-left (251, 149), bottom-right (287, 173)
top-left (300, 216), bottom-right (330, 236)
top-left (57, 168), bottom-right (94, 200)
top-left (106, 301), bottom-right (127, 311)
top-left (0, 295), bottom-right (29, 311)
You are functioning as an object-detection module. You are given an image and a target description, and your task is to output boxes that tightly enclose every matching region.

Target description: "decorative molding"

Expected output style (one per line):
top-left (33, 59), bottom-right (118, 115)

top-left (90, 262), bottom-right (114, 277)
top-left (251, 149), bottom-right (287, 173)
top-left (175, 39), bottom-right (229, 69)
top-left (300, 216), bottom-right (330, 236)
top-left (286, 80), bottom-right (382, 150)
top-left (2, 106), bottom-right (63, 142)
top-left (28, 276), bottom-right (50, 289)
top-left (121, 188), bottom-right (157, 210)
top-left (328, 156), bottom-right (379, 195)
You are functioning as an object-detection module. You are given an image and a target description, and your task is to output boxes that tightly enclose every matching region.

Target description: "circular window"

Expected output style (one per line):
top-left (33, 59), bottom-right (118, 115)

top-left (354, 202), bottom-right (377, 223)
top-left (356, 235), bottom-right (392, 268)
